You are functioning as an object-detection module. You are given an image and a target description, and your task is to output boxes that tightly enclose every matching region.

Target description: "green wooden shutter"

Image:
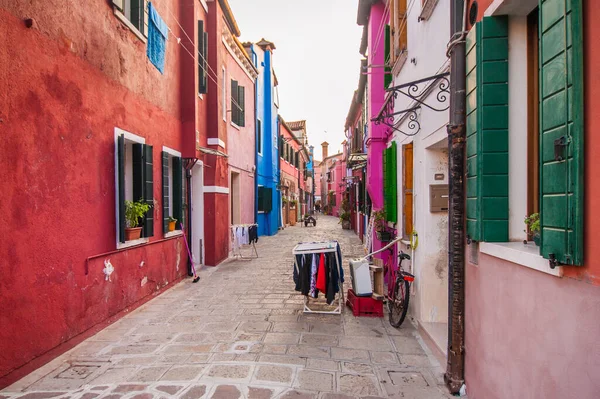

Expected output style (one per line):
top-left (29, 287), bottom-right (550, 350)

top-left (238, 86), bottom-right (245, 127)
top-left (465, 16), bottom-right (509, 242)
top-left (382, 147), bottom-right (388, 219)
top-left (539, 0), bottom-right (584, 266)
top-left (384, 25), bottom-right (392, 89)
top-left (172, 156), bottom-right (183, 230)
top-left (142, 145), bottom-right (154, 237)
top-left (389, 142), bottom-right (398, 223)
top-left (231, 80), bottom-right (239, 125)
top-left (265, 187), bottom-right (273, 212)
top-left (162, 152), bottom-right (170, 234)
top-left (117, 135), bottom-right (126, 243)
top-left (198, 21), bottom-right (207, 94)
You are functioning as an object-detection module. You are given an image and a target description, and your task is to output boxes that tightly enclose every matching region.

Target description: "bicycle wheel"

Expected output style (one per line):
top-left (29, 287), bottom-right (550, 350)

top-left (388, 278), bottom-right (410, 328)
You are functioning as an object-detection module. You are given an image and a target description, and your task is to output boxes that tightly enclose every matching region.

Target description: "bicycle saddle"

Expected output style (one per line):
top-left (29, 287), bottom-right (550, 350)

top-left (399, 252), bottom-right (411, 260)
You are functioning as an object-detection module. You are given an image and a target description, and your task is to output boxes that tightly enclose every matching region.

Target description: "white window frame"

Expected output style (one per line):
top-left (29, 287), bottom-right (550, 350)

top-left (162, 146), bottom-right (183, 238)
top-left (114, 127), bottom-right (149, 249)
top-left (113, 0), bottom-right (147, 43)
top-left (479, 15), bottom-right (561, 278)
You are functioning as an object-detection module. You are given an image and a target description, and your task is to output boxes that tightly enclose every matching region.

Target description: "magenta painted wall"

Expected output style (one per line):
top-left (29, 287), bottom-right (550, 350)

top-left (365, 1), bottom-right (387, 211)
top-left (225, 50), bottom-right (256, 225)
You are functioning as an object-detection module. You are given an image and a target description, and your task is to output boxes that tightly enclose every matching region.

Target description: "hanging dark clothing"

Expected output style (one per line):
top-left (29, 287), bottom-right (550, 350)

top-left (248, 225), bottom-right (258, 243)
top-left (294, 253), bottom-right (313, 296)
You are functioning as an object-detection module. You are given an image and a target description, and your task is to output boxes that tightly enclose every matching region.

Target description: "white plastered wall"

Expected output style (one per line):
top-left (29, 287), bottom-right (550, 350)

top-left (389, 0), bottom-right (450, 324)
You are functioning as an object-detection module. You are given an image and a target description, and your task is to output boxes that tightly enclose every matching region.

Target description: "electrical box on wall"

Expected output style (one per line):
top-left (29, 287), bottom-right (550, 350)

top-left (430, 184), bottom-right (449, 212)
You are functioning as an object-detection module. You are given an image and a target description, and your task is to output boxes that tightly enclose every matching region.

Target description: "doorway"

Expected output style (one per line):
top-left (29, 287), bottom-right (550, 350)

top-left (191, 163), bottom-right (205, 266)
top-left (231, 171), bottom-right (241, 225)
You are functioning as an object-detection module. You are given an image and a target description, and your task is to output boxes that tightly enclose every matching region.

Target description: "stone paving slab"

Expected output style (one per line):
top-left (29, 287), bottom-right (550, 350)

top-left (1, 216), bottom-right (453, 399)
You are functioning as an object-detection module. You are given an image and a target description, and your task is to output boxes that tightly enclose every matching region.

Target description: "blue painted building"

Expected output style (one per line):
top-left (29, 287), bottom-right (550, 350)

top-left (246, 39), bottom-right (280, 236)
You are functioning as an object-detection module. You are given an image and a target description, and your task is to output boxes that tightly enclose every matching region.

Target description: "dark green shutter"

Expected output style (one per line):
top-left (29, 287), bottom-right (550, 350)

top-left (539, 0), bottom-right (584, 265)
top-left (389, 142), bottom-right (397, 223)
top-left (132, 144), bottom-right (144, 202)
top-left (172, 156), bottom-right (183, 229)
top-left (198, 21), bottom-right (207, 94)
top-left (257, 120), bottom-right (262, 153)
top-left (238, 86), bottom-right (245, 127)
top-left (117, 135), bottom-right (126, 243)
top-left (258, 187), bottom-right (264, 212)
top-left (162, 151), bottom-right (170, 234)
top-left (465, 16), bottom-right (509, 242)
top-left (231, 80), bottom-right (238, 125)
top-left (384, 25), bottom-right (392, 89)
top-left (142, 145), bottom-right (154, 237)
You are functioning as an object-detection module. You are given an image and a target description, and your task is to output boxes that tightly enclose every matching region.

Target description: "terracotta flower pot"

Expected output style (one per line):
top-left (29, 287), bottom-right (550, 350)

top-left (125, 227), bottom-right (143, 241)
top-left (168, 221), bottom-right (176, 232)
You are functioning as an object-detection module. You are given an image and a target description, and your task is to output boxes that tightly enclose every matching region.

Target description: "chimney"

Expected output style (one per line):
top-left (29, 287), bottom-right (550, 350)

top-left (321, 141), bottom-right (329, 160)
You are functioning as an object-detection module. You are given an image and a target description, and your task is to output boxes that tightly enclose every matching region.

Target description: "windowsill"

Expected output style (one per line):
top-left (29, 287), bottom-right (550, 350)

top-left (391, 50), bottom-right (408, 77)
top-left (117, 237), bottom-right (150, 250)
top-left (418, 0), bottom-right (440, 22)
top-left (258, 211), bottom-right (266, 214)
top-left (479, 241), bottom-right (563, 277)
top-left (114, 9), bottom-right (147, 43)
top-left (198, 93), bottom-right (203, 100)
top-left (231, 122), bottom-right (241, 130)
top-left (164, 230), bottom-right (183, 238)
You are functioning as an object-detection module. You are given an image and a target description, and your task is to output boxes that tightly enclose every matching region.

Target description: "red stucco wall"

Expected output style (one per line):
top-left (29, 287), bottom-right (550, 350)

top-left (465, 1), bottom-right (600, 398)
top-left (0, 1), bottom-right (189, 386)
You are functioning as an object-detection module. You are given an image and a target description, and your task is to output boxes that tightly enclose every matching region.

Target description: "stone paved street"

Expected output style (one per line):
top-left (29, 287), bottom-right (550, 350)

top-left (2, 216), bottom-right (452, 399)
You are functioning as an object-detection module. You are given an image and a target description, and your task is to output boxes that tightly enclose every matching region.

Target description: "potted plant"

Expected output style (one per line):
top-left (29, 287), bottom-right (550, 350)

top-left (125, 199), bottom-right (151, 241)
top-left (372, 209), bottom-right (393, 242)
top-left (524, 213), bottom-right (540, 246)
top-left (339, 211), bottom-right (351, 229)
top-left (289, 199), bottom-right (297, 209)
top-left (167, 216), bottom-right (177, 232)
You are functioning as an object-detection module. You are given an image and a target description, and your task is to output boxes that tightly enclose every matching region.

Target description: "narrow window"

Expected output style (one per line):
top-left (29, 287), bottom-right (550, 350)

top-left (222, 68), bottom-right (227, 121)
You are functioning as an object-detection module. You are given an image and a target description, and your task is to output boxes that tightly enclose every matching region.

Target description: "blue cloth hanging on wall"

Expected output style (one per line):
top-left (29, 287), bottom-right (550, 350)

top-left (147, 2), bottom-right (168, 74)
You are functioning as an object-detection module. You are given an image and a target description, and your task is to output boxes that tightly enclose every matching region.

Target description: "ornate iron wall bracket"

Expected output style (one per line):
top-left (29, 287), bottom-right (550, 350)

top-left (372, 72), bottom-right (450, 137)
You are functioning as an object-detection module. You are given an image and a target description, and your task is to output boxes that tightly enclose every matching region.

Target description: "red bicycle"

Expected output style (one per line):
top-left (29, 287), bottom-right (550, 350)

top-left (384, 250), bottom-right (414, 328)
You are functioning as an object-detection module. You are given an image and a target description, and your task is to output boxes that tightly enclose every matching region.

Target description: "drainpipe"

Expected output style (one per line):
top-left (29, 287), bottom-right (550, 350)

top-left (252, 46), bottom-right (258, 224)
top-left (445, 0), bottom-right (467, 394)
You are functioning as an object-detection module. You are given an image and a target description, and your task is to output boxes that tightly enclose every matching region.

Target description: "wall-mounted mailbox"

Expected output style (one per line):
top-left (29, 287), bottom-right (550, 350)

top-left (430, 184), bottom-right (449, 212)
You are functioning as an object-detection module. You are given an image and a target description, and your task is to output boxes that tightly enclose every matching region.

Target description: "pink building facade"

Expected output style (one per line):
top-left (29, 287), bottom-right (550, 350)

top-left (358, 0), bottom-right (387, 257)
top-left (224, 33), bottom-right (257, 227)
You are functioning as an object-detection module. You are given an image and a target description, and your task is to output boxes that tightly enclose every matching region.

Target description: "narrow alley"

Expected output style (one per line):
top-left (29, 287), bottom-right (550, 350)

top-left (1, 217), bottom-right (450, 399)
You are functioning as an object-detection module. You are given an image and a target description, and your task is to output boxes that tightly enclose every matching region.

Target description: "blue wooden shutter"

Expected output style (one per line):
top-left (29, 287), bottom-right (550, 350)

top-left (117, 135), bottom-right (126, 243)
top-left (539, 0), bottom-right (584, 265)
top-left (465, 16), bottom-right (509, 242)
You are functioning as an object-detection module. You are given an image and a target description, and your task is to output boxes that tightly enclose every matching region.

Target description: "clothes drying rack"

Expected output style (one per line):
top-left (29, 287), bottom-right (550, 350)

top-left (292, 241), bottom-right (344, 315)
top-left (231, 223), bottom-right (259, 260)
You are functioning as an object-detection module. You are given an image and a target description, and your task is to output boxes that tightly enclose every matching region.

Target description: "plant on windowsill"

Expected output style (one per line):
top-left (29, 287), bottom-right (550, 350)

top-left (289, 200), bottom-right (297, 209)
top-left (524, 213), bottom-right (540, 246)
top-left (282, 197), bottom-right (288, 207)
top-left (167, 216), bottom-right (177, 232)
top-left (125, 200), bottom-right (151, 241)
top-left (372, 209), bottom-right (393, 242)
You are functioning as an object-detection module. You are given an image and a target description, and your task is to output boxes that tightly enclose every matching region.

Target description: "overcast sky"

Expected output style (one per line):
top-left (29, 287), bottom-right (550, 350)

top-left (227, 0), bottom-right (363, 160)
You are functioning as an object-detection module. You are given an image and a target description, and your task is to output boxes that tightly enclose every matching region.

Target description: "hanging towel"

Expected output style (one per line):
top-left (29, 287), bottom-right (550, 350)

top-left (316, 253), bottom-right (327, 293)
top-left (147, 2), bottom-right (168, 74)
